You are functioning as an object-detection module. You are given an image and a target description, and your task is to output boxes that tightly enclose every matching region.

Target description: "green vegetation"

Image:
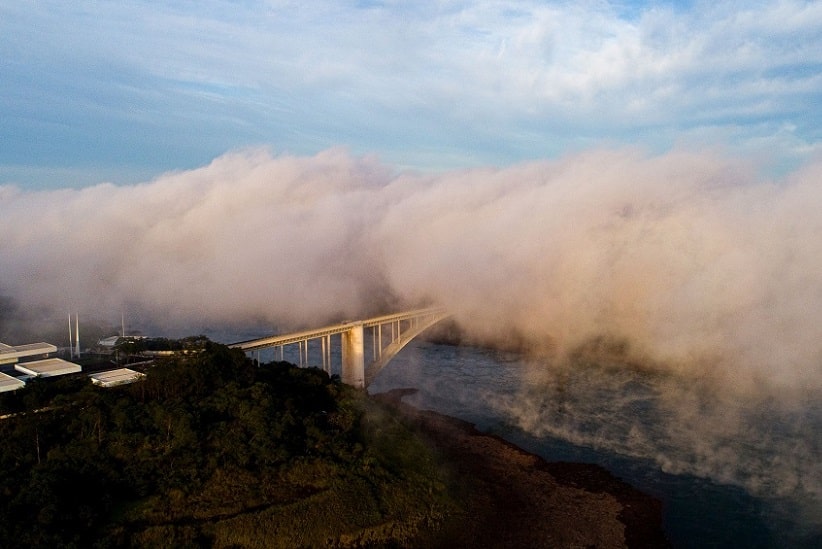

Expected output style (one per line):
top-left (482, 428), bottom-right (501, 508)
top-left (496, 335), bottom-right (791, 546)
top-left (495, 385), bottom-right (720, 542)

top-left (0, 341), bottom-right (456, 548)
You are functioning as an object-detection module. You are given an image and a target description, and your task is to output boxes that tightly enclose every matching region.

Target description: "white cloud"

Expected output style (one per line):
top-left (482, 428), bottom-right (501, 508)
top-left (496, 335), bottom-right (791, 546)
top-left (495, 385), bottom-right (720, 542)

top-left (0, 1), bottom-right (820, 183)
top-left (2, 147), bottom-right (822, 395)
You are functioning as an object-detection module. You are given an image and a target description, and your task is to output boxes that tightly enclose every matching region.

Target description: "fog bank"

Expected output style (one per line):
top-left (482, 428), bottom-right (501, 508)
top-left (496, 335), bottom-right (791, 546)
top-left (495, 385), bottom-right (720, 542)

top-left (2, 147), bottom-right (821, 393)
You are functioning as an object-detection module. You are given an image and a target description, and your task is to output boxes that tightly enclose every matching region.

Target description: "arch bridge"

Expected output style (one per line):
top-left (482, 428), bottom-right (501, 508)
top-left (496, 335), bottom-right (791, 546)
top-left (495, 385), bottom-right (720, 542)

top-left (229, 307), bottom-right (450, 388)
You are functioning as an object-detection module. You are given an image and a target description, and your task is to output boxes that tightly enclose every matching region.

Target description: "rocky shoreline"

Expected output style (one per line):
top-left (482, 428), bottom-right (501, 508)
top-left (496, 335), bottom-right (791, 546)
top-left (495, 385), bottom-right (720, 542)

top-left (373, 388), bottom-right (670, 548)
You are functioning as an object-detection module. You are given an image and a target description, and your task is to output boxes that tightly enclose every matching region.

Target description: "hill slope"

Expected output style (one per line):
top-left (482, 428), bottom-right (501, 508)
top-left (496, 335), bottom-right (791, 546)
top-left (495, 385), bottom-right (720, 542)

top-left (0, 341), bottom-right (667, 548)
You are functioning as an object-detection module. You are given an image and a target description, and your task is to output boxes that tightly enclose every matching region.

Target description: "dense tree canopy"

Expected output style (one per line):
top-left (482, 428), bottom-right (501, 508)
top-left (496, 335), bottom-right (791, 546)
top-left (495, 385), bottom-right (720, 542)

top-left (0, 341), bottom-right (452, 548)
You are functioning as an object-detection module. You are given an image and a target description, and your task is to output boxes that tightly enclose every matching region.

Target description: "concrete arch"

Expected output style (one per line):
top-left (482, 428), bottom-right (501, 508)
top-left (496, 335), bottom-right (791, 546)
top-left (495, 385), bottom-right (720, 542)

top-left (364, 310), bottom-right (451, 386)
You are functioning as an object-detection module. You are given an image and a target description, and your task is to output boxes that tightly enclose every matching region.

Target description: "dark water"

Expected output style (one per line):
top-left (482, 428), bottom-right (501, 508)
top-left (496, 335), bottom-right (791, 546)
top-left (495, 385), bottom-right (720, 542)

top-left (365, 341), bottom-right (822, 549)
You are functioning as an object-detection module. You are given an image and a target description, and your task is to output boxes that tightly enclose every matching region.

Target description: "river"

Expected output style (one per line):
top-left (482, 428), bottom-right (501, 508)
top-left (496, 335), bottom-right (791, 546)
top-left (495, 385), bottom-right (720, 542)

top-left (364, 340), bottom-right (821, 549)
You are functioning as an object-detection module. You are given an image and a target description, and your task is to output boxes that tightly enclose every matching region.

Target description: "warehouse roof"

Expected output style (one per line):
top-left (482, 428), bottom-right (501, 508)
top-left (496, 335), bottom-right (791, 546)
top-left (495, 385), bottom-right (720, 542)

top-left (0, 372), bottom-right (25, 393)
top-left (89, 368), bottom-right (145, 388)
top-left (0, 342), bottom-right (57, 365)
top-left (14, 358), bottom-right (82, 378)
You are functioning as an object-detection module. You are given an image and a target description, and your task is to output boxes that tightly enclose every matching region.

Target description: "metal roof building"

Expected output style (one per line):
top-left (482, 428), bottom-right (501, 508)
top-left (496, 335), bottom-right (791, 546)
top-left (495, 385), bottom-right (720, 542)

top-left (0, 342), bottom-right (57, 365)
top-left (97, 336), bottom-right (121, 348)
top-left (14, 358), bottom-right (82, 378)
top-left (89, 368), bottom-right (145, 388)
top-left (0, 372), bottom-right (25, 393)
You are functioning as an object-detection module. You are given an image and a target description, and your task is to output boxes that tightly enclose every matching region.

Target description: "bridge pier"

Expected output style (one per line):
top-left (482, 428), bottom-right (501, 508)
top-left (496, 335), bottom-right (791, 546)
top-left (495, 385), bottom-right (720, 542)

top-left (341, 323), bottom-right (365, 388)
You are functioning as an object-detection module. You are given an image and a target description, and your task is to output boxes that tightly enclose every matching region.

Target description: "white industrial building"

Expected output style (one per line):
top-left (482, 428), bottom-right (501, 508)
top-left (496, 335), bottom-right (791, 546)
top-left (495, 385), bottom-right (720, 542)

top-left (97, 335), bottom-right (122, 348)
top-left (1, 339), bottom-right (82, 391)
top-left (0, 342), bottom-right (57, 366)
top-left (89, 368), bottom-right (145, 388)
top-left (0, 372), bottom-right (26, 393)
top-left (14, 357), bottom-right (82, 378)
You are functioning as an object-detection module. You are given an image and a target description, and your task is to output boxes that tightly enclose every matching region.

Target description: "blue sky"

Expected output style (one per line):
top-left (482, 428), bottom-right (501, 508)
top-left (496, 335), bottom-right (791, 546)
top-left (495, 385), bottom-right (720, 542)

top-left (1, 0), bottom-right (820, 189)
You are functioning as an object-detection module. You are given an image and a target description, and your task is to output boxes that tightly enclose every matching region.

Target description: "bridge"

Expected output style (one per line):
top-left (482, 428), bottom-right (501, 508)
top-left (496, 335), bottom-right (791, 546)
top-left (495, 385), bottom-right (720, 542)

top-left (229, 307), bottom-right (451, 388)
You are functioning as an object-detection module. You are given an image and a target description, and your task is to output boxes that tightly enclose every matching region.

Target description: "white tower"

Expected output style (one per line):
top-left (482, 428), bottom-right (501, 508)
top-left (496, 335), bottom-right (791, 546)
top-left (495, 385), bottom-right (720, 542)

top-left (75, 313), bottom-right (80, 358)
top-left (68, 313), bottom-right (74, 359)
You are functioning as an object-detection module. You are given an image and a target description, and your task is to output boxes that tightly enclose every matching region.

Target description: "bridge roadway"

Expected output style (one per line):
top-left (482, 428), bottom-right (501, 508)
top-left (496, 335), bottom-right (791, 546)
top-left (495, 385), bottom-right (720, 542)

top-left (229, 307), bottom-right (450, 388)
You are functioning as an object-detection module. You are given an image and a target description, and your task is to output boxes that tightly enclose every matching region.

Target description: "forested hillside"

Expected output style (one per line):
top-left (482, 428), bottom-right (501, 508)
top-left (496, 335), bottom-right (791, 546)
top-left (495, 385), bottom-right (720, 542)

top-left (0, 341), bottom-right (455, 548)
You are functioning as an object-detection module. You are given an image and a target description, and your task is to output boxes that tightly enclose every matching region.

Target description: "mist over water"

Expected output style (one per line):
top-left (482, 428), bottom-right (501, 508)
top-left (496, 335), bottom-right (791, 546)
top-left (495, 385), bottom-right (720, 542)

top-left (370, 342), bottom-right (822, 546)
top-left (512, 359), bottom-right (821, 524)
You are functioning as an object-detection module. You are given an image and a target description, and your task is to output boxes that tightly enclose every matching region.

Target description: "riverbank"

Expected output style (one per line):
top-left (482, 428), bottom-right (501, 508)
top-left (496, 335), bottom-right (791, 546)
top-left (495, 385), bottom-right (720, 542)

top-left (373, 388), bottom-right (670, 548)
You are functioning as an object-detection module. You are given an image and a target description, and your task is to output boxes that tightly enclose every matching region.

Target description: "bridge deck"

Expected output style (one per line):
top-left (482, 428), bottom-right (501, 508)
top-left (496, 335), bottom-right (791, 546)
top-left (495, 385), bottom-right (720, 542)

top-left (230, 307), bottom-right (447, 352)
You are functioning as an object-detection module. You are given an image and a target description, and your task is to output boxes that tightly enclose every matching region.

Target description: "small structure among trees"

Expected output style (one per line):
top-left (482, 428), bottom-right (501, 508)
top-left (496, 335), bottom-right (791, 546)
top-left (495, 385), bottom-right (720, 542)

top-left (89, 368), bottom-right (146, 388)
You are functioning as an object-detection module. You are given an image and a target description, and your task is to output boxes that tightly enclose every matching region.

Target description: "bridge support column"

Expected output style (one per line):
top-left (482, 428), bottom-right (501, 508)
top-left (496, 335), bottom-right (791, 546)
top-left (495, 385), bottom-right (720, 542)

top-left (342, 323), bottom-right (365, 388)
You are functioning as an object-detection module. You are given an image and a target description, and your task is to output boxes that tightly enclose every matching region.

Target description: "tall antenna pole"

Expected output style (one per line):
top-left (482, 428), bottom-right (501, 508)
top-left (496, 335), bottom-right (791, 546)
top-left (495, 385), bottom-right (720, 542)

top-left (68, 313), bottom-right (74, 359)
top-left (75, 313), bottom-right (81, 358)
top-left (122, 311), bottom-right (125, 338)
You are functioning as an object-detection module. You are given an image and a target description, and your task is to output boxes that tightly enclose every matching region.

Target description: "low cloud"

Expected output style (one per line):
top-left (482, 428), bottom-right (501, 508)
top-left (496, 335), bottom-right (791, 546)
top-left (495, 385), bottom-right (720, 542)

top-left (1, 147), bottom-right (821, 394)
